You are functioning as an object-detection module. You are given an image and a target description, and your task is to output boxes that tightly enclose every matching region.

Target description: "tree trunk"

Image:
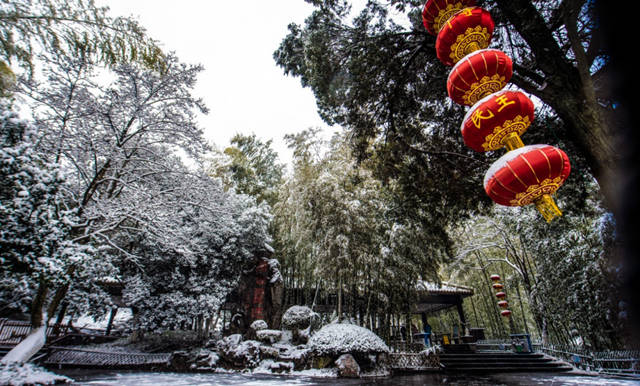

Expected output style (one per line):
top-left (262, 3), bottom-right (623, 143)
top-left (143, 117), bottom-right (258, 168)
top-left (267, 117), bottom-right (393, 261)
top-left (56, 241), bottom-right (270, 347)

top-left (496, 0), bottom-right (618, 208)
top-left (337, 275), bottom-right (343, 321)
top-left (30, 276), bottom-right (49, 329)
top-left (105, 307), bottom-right (118, 336)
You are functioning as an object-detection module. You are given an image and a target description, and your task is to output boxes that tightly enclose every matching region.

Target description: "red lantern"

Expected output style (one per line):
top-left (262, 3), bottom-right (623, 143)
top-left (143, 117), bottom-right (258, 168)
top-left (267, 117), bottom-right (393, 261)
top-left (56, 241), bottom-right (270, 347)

top-left (490, 274), bottom-right (501, 281)
top-left (484, 144), bottom-right (571, 222)
top-left (501, 310), bottom-right (512, 317)
top-left (447, 49), bottom-right (513, 106)
top-left (498, 300), bottom-right (509, 309)
top-left (422, 0), bottom-right (476, 35)
top-left (492, 283), bottom-right (504, 290)
top-left (496, 291), bottom-right (506, 299)
top-left (436, 7), bottom-right (494, 66)
top-left (462, 90), bottom-right (535, 152)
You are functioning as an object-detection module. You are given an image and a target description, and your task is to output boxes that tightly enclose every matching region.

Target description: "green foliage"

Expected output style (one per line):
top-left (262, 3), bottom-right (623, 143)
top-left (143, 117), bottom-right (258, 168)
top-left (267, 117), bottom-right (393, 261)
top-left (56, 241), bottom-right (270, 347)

top-left (209, 133), bottom-right (285, 208)
top-left (274, 0), bottom-right (604, 247)
top-left (0, 0), bottom-right (164, 76)
top-left (274, 130), bottom-right (446, 321)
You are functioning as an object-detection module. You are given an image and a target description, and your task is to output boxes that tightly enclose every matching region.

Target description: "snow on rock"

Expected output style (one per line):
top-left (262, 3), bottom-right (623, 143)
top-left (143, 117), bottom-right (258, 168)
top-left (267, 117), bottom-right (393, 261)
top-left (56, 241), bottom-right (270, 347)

top-left (250, 320), bottom-right (268, 331)
top-left (267, 258), bottom-right (282, 284)
top-left (255, 329), bottom-right (282, 344)
top-left (278, 329), bottom-right (293, 344)
top-left (0, 363), bottom-right (71, 385)
top-left (194, 350), bottom-right (219, 369)
top-left (291, 367), bottom-right (339, 378)
top-left (308, 322), bottom-right (389, 356)
top-left (216, 334), bottom-right (262, 368)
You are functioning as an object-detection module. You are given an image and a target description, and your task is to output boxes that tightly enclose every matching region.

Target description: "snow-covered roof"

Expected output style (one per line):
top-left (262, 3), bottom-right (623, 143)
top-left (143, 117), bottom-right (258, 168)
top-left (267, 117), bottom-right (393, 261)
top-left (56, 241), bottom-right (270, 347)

top-left (415, 281), bottom-right (474, 297)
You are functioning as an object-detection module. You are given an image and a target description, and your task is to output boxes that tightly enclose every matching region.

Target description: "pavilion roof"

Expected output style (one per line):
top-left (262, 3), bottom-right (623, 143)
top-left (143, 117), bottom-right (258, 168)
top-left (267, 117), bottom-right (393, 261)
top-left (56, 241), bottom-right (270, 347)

top-left (416, 281), bottom-right (474, 297)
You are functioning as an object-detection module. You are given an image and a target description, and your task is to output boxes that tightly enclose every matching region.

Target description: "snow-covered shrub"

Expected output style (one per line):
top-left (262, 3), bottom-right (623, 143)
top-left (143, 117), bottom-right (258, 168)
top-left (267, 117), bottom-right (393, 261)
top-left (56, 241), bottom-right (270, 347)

top-left (308, 322), bottom-right (389, 357)
top-left (281, 305), bottom-right (317, 330)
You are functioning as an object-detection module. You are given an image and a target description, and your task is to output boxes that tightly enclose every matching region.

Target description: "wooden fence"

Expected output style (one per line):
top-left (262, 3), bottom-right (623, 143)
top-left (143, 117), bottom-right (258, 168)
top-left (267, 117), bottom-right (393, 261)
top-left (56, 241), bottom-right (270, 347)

top-left (0, 318), bottom-right (72, 345)
top-left (44, 347), bottom-right (171, 369)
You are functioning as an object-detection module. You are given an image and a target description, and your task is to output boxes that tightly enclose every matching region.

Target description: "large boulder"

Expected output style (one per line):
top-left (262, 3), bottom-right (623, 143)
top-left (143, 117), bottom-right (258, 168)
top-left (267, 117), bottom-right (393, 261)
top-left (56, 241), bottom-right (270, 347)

top-left (195, 349), bottom-right (219, 369)
top-left (245, 319), bottom-right (269, 340)
top-left (168, 351), bottom-right (191, 372)
top-left (335, 353), bottom-right (360, 378)
top-left (250, 319), bottom-right (269, 331)
top-left (216, 334), bottom-right (262, 368)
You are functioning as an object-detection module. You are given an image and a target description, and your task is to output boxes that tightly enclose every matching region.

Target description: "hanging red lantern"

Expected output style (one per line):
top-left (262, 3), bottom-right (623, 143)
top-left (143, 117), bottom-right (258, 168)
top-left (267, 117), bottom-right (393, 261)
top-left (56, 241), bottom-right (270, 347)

top-left (461, 90), bottom-right (535, 152)
top-left (498, 300), bottom-right (509, 309)
top-left (492, 283), bottom-right (504, 290)
top-left (447, 49), bottom-right (513, 106)
top-left (501, 310), bottom-right (512, 317)
top-left (422, 0), bottom-right (476, 35)
top-left (484, 145), bottom-right (571, 222)
top-left (490, 274), bottom-right (501, 281)
top-left (436, 7), bottom-right (494, 66)
top-left (496, 291), bottom-right (506, 299)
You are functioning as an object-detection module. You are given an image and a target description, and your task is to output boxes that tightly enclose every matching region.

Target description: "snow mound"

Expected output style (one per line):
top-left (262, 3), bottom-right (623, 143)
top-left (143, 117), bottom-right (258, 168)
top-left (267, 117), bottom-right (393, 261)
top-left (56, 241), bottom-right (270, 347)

top-left (308, 323), bottom-right (389, 356)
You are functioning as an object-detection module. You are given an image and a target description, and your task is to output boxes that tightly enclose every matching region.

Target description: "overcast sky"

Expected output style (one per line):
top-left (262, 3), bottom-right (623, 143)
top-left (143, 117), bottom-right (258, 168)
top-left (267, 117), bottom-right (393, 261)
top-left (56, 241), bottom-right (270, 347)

top-left (96, 1), bottom-right (350, 167)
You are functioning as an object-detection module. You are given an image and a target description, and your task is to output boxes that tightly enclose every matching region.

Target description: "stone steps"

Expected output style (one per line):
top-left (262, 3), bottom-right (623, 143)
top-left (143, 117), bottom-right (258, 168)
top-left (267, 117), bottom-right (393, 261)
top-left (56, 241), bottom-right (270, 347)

top-left (440, 352), bottom-right (572, 373)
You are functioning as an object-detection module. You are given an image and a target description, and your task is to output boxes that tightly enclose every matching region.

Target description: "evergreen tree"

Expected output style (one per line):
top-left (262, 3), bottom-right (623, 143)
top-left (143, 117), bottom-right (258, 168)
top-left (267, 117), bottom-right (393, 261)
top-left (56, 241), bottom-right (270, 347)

top-left (274, 0), bottom-right (610, 234)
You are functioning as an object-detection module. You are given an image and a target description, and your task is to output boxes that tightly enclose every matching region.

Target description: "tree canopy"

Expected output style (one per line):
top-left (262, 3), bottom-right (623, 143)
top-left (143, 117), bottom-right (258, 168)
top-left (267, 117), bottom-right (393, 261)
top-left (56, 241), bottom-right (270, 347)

top-left (274, 0), bottom-right (612, 235)
top-left (0, 0), bottom-right (163, 75)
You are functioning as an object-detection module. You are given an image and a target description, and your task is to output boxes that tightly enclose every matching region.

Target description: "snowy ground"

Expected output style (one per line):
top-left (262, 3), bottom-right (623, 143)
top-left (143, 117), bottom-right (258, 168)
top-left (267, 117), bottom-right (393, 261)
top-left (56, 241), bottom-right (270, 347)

top-left (53, 370), bottom-right (640, 385)
top-left (0, 363), bottom-right (71, 385)
top-left (73, 308), bottom-right (133, 330)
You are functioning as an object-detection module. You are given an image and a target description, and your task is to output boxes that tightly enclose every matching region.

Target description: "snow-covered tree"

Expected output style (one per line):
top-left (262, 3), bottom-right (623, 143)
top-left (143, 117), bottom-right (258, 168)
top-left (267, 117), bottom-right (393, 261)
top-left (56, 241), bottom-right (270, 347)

top-left (16, 52), bottom-right (209, 318)
top-left (118, 160), bottom-right (272, 331)
top-left (0, 102), bottom-right (89, 326)
top-left (14, 51), bottom-right (274, 336)
top-left (0, 0), bottom-right (163, 75)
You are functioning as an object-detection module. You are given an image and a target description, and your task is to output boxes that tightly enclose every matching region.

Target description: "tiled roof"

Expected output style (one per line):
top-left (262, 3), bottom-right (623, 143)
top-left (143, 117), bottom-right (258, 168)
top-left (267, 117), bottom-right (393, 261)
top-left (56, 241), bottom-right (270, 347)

top-left (416, 281), bottom-right (474, 297)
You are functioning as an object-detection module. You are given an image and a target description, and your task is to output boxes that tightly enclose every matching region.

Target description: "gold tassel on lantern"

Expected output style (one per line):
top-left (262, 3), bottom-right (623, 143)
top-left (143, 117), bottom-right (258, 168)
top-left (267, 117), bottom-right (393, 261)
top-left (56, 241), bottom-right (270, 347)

top-left (534, 194), bottom-right (562, 223)
top-left (501, 131), bottom-right (525, 151)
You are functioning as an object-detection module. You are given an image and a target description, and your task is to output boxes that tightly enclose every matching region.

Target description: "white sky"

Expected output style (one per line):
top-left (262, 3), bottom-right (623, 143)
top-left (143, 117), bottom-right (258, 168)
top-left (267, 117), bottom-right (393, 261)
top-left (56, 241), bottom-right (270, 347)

top-left (97, 1), bottom-right (340, 167)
